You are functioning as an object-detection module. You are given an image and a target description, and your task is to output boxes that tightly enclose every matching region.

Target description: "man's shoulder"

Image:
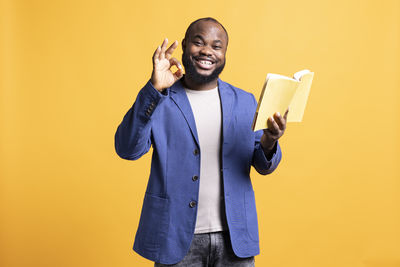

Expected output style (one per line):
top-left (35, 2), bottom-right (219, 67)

top-left (218, 79), bottom-right (257, 102)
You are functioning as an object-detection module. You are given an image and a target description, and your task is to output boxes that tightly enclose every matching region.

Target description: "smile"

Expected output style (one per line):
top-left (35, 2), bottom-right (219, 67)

top-left (194, 58), bottom-right (215, 70)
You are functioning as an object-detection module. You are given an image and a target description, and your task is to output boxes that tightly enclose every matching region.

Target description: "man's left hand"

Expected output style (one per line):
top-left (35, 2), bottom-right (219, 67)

top-left (260, 109), bottom-right (289, 157)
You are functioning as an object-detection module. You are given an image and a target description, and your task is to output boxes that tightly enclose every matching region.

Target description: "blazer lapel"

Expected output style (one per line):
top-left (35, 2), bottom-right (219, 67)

top-left (170, 80), bottom-right (200, 147)
top-left (218, 79), bottom-right (234, 140)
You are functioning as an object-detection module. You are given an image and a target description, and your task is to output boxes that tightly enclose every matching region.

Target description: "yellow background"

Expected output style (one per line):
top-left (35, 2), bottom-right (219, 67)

top-left (1, 0), bottom-right (399, 266)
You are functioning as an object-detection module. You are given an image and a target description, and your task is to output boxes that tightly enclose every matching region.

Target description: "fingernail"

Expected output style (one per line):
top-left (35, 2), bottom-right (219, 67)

top-left (270, 116), bottom-right (274, 121)
top-left (277, 112), bottom-right (281, 116)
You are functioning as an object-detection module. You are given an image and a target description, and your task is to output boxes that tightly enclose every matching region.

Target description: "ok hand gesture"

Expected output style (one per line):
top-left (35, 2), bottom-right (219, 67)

top-left (150, 38), bottom-right (184, 92)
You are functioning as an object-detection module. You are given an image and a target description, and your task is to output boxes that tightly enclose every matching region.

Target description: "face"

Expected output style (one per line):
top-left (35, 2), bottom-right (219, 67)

top-left (182, 20), bottom-right (228, 84)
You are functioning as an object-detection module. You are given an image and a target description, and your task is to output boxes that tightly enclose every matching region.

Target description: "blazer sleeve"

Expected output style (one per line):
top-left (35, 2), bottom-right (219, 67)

top-left (250, 94), bottom-right (282, 175)
top-left (252, 132), bottom-right (282, 175)
top-left (114, 80), bottom-right (168, 160)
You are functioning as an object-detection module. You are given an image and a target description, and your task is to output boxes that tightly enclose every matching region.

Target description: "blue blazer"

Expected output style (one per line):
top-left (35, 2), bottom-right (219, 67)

top-left (115, 78), bottom-right (282, 264)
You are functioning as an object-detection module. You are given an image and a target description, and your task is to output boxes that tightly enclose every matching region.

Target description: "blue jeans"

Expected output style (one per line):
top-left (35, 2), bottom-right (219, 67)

top-left (154, 231), bottom-right (255, 267)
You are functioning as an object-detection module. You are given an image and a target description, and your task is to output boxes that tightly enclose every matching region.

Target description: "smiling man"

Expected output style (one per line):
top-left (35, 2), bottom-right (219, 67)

top-left (115, 18), bottom-right (288, 267)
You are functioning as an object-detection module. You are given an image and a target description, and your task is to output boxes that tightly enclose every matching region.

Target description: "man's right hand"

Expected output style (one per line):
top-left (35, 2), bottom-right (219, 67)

top-left (151, 38), bottom-right (184, 92)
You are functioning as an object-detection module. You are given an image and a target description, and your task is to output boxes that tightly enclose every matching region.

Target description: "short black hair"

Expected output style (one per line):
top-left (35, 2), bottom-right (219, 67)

top-left (184, 17), bottom-right (229, 45)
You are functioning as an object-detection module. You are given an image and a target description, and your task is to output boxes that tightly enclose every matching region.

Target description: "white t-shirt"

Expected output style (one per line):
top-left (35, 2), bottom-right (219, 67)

top-left (185, 86), bottom-right (228, 234)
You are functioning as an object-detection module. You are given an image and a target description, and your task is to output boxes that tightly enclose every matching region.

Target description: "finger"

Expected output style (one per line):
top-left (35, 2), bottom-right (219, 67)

top-left (169, 57), bottom-right (183, 71)
top-left (273, 112), bottom-right (286, 130)
top-left (284, 108), bottom-right (289, 120)
top-left (165, 40), bottom-right (178, 60)
top-left (159, 38), bottom-right (168, 60)
top-left (152, 46), bottom-right (161, 64)
top-left (173, 68), bottom-right (183, 81)
top-left (267, 116), bottom-right (280, 135)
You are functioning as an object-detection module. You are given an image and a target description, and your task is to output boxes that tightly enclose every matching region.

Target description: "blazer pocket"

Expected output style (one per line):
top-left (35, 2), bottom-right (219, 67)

top-left (135, 193), bottom-right (169, 258)
top-left (244, 190), bottom-right (259, 242)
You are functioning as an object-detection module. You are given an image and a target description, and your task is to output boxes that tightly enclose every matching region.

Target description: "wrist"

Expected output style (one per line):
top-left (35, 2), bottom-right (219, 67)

top-left (150, 78), bottom-right (162, 92)
top-left (261, 138), bottom-right (275, 151)
top-left (261, 139), bottom-right (276, 158)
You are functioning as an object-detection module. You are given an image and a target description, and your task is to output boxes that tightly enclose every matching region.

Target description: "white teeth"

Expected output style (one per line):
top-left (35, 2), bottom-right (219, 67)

top-left (199, 60), bottom-right (212, 65)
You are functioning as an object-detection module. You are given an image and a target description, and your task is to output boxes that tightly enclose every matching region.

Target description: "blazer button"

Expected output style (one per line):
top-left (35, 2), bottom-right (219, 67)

top-left (193, 149), bottom-right (199, 155)
top-left (192, 175), bottom-right (198, 181)
top-left (189, 201), bottom-right (197, 208)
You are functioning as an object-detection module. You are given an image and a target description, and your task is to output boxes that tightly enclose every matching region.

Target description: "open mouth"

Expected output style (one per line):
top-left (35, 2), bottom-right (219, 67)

top-left (194, 57), bottom-right (215, 70)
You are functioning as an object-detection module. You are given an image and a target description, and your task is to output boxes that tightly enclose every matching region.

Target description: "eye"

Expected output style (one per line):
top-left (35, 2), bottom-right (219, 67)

top-left (213, 46), bottom-right (222, 50)
top-left (193, 41), bottom-right (202, 46)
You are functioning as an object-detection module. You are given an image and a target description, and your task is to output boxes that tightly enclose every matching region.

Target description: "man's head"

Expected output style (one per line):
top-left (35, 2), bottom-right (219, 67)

top-left (182, 18), bottom-right (228, 85)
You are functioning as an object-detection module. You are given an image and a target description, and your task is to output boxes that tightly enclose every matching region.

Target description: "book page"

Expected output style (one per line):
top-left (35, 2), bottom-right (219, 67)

top-left (267, 73), bottom-right (296, 81)
top-left (287, 72), bottom-right (314, 122)
top-left (293, 69), bottom-right (311, 81)
top-left (253, 78), bottom-right (298, 131)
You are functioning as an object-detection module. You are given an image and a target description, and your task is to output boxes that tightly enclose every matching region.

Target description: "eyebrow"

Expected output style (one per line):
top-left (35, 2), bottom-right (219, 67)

top-left (192, 35), bottom-right (204, 40)
top-left (192, 34), bottom-right (223, 44)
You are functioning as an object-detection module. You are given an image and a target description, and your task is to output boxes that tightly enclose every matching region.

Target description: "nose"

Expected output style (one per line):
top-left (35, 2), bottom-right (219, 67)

top-left (199, 45), bottom-right (212, 57)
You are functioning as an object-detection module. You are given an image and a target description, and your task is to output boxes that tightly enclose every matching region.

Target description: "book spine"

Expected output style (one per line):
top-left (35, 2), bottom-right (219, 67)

top-left (252, 111), bottom-right (259, 131)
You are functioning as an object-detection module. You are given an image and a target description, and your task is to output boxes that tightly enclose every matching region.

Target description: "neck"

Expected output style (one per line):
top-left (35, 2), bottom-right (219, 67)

top-left (183, 75), bottom-right (218, 91)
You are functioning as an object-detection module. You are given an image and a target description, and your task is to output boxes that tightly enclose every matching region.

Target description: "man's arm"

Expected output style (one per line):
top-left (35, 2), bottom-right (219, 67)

top-left (252, 130), bottom-right (282, 175)
top-left (114, 38), bottom-right (183, 160)
top-left (252, 97), bottom-right (288, 174)
top-left (114, 81), bottom-right (166, 160)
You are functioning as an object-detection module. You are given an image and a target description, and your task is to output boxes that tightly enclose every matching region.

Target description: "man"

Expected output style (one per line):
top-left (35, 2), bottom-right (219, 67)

top-left (115, 17), bottom-right (288, 266)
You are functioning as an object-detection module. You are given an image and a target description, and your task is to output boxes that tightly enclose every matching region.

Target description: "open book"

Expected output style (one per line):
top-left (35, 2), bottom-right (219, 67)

top-left (252, 69), bottom-right (314, 131)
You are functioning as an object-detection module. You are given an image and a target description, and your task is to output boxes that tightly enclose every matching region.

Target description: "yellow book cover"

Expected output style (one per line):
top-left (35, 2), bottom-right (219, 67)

top-left (252, 69), bottom-right (314, 131)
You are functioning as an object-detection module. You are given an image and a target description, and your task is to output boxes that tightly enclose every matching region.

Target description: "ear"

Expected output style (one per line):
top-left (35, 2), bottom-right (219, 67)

top-left (181, 39), bottom-right (186, 51)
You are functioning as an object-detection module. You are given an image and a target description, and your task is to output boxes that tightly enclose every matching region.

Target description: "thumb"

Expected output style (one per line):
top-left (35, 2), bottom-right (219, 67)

top-left (283, 108), bottom-right (289, 120)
